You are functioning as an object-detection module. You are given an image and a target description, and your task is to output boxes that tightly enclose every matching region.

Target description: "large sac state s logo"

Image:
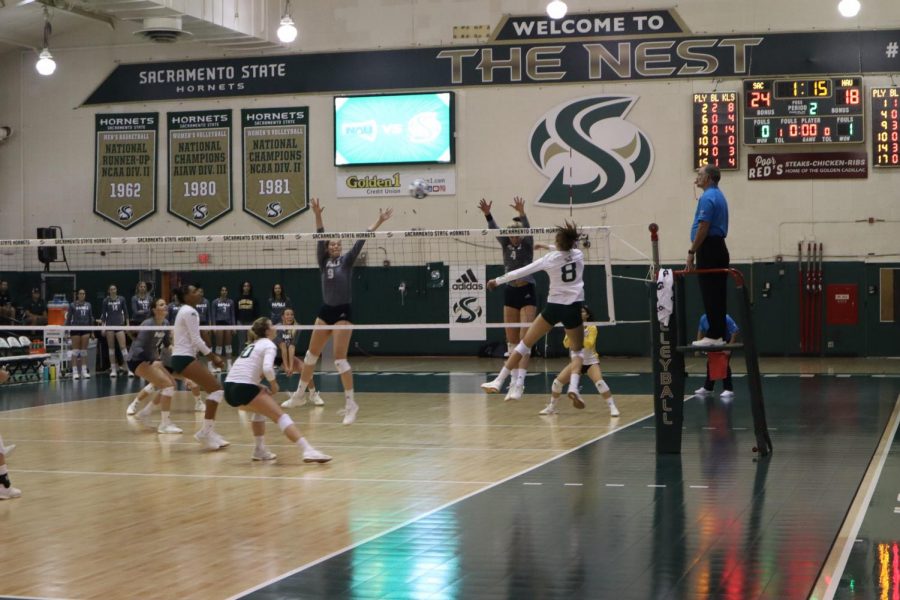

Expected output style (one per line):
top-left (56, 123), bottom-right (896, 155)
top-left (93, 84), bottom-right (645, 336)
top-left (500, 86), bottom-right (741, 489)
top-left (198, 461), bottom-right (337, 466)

top-left (530, 96), bottom-right (654, 207)
top-left (452, 297), bottom-right (483, 323)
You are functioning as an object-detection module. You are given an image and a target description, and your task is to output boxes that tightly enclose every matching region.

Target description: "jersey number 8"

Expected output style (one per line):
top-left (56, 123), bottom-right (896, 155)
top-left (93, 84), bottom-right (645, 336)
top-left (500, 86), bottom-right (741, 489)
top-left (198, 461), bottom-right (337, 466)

top-left (561, 262), bottom-right (577, 282)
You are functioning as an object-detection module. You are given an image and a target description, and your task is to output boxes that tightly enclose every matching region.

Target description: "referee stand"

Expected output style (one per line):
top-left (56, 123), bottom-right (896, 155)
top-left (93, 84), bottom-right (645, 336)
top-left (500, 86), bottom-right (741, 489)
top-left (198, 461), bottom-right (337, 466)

top-left (648, 224), bottom-right (772, 457)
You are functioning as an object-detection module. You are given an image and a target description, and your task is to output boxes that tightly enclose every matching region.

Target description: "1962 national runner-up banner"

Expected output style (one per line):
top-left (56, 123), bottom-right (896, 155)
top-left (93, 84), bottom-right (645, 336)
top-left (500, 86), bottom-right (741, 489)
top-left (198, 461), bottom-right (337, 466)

top-left (168, 109), bottom-right (232, 228)
top-left (94, 113), bottom-right (158, 229)
top-left (241, 108), bottom-right (309, 226)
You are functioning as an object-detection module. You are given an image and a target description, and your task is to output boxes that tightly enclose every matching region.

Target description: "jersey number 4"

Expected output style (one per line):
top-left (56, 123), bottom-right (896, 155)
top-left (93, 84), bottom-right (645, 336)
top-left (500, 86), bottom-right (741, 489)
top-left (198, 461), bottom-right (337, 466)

top-left (561, 262), bottom-right (576, 282)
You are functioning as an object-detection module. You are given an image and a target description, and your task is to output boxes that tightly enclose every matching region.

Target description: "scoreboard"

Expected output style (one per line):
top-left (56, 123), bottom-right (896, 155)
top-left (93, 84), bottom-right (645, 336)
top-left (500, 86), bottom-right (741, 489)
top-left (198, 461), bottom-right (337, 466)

top-left (871, 87), bottom-right (900, 167)
top-left (692, 92), bottom-right (739, 170)
top-left (743, 77), bottom-right (864, 145)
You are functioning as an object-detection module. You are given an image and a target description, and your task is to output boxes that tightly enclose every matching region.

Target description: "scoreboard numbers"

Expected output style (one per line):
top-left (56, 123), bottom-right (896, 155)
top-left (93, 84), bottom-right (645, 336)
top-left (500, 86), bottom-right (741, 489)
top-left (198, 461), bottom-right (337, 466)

top-left (871, 87), bottom-right (900, 167)
top-left (692, 92), bottom-right (739, 170)
top-left (743, 77), bottom-right (864, 145)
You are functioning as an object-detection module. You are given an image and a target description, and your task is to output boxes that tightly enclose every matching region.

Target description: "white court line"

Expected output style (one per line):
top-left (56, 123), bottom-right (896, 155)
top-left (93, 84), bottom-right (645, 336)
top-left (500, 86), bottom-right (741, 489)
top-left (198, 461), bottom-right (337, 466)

top-left (817, 393), bottom-right (900, 600)
top-left (647, 484), bottom-right (666, 488)
top-left (226, 408), bottom-right (659, 600)
top-left (14, 468), bottom-right (494, 487)
top-left (5, 437), bottom-right (580, 453)
top-left (0, 415), bottom-right (620, 429)
top-left (605, 483), bottom-right (625, 487)
top-left (564, 483), bottom-right (583, 487)
top-left (523, 482), bottom-right (543, 486)
top-left (689, 485), bottom-right (709, 489)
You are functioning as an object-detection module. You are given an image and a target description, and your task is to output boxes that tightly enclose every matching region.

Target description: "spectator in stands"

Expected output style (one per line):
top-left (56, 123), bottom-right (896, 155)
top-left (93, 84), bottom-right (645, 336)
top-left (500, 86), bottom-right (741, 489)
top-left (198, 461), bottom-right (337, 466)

top-left (0, 281), bottom-right (16, 325)
top-left (23, 288), bottom-right (47, 326)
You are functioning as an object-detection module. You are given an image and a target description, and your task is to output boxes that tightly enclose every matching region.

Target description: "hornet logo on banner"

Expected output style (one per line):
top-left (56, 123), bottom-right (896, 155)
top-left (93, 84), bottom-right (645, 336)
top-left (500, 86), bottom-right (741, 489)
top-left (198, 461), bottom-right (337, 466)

top-left (449, 266), bottom-right (486, 341)
top-left (529, 96), bottom-right (653, 208)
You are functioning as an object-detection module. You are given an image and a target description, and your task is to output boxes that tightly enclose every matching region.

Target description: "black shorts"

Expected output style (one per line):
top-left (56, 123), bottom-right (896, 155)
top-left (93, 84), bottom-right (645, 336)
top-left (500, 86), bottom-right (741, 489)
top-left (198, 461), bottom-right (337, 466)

top-left (580, 363), bottom-right (600, 375)
top-left (317, 304), bottom-right (352, 325)
top-left (541, 301), bottom-right (583, 329)
top-left (224, 382), bottom-right (260, 407)
top-left (127, 359), bottom-right (147, 374)
top-left (504, 283), bottom-right (537, 310)
top-left (169, 355), bottom-right (195, 374)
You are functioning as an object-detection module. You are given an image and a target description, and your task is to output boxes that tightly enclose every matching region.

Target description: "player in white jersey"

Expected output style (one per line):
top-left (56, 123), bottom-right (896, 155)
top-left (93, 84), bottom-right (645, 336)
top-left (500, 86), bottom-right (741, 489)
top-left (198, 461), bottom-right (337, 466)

top-left (482, 222), bottom-right (588, 406)
top-left (170, 284), bottom-right (229, 451)
top-left (0, 368), bottom-right (20, 500)
top-left (539, 305), bottom-right (620, 417)
top-left (225, 318), bottom-right (331, 463)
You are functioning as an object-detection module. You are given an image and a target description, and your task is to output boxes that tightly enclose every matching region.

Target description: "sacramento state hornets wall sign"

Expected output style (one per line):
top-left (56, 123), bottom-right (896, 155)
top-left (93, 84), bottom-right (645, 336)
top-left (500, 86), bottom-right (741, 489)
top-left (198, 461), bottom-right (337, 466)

top-left (530, 96), bottom-right (653, 207)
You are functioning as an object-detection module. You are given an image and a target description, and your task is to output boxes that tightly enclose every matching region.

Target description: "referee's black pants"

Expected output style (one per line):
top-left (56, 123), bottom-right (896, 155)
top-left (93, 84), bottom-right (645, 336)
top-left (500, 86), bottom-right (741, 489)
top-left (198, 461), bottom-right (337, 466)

top-left (696, 236), bottom-right (729, 340)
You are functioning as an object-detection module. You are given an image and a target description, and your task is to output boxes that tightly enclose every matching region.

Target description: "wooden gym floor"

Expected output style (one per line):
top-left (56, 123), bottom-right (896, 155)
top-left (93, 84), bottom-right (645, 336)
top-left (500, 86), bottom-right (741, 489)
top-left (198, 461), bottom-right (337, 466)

top-left (0, 357), bottom-right (898, 599)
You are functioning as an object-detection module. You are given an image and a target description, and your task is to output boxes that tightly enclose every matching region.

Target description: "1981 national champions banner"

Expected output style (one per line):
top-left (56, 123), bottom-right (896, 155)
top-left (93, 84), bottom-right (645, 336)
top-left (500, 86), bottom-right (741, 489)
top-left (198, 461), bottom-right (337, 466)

top-left (94, 113), bottom-right (158, 229)
top-left (241, 108), bottom-right (309, 226)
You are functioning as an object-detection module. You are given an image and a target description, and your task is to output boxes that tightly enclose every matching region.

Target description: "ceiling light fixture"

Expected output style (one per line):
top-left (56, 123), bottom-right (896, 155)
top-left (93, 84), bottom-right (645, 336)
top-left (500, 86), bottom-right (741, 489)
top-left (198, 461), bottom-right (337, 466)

top-left (838, 0), bottom-right (861, 17)
top-left (277, 0), bottom-right (298, 43)
top-left (35, 7), bottom-right (56, 76)
top-left (546, 0), bottom-right (568, 20)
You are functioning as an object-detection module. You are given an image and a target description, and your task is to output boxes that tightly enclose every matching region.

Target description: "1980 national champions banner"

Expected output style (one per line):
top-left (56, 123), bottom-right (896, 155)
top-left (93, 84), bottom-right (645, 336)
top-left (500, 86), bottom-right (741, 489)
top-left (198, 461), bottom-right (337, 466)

top-left (168, 109), bottom-right (232, 228)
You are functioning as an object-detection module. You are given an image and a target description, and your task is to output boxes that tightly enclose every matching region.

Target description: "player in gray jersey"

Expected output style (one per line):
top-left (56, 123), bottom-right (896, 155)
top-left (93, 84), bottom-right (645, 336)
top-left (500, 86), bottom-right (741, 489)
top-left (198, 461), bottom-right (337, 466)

top-left (65, 289), bottom-right (94, 379)
top-left (131, 282), bottom-right (153, 325)
top-left (282, 197), bottom-right (393, 425)
top-left (479, 196), bottom-right (540, 400)
top-left (277, 308), bottom-right (323, 407)
top-left (194, 287), bottom-right (213, 362)
top-left (101, 284), bottom-right (130, 378)
top-left (124, 299), bottom-right (181, 434)
top-left (211, 286), bottom-right (236, 372)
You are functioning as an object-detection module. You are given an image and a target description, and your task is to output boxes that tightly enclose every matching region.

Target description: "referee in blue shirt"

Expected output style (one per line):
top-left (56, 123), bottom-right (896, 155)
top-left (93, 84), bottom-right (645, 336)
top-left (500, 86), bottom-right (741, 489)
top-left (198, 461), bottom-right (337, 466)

top-left (687, 164), bottom-right (730, 346)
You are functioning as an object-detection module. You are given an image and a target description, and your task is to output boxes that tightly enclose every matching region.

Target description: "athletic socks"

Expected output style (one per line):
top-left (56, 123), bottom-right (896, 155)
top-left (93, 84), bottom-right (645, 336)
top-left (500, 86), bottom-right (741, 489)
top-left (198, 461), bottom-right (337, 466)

top-left (344, 390), bottom-right (357, 410)
top-left (254, 436), bottom-right (265, 451)
top-left (160, 410), bottom-right (171, 425)
top-left (296, 437), bottom-right (313, 452)
top-left (201, 419), bottom-right (215, 434)
top-left (568, 373), bottom-right (581, 393)
top-left (496, 366), bottom-right (511, 384)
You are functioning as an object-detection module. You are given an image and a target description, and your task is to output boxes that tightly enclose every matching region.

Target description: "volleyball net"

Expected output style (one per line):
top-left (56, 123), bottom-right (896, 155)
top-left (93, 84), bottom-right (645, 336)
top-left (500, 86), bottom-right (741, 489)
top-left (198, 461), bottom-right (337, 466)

top-left (0, 225), bottom-right (656, 335)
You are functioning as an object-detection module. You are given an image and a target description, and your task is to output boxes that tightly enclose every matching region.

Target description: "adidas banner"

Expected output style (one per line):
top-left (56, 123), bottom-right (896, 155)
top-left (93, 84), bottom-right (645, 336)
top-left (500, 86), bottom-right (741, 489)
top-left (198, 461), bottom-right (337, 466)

top-left (449, 266), bottom-right (486, 341)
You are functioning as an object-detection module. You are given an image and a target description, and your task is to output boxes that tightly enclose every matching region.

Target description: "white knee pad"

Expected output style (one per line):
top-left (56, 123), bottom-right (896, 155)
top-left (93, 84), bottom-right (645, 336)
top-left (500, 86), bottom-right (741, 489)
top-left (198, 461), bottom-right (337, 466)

top-left (334, 358), bottom-right (351, 374)
top-left (514, 341), bottom-right (531, 357)
top-left (207, 390), bottom-right (224, 404)
top-left (277, 413), bottom-right (293, 431)
top-left (142, 383), bottom-right (156, 394)
top-left (507, 342), bottom-right (515, 355)
top-left (596, 380), bottom-right (610, 394)
top-left (303, 351), bottom-right (319, 366)
top-left (160, 386), bottom-right (175, 397)
top-left (569, 350), bottom-right (584, 360)
top-left (251, 411), bottom-right (267, 423)
top-left (551, 379), bottom-right (563, 394)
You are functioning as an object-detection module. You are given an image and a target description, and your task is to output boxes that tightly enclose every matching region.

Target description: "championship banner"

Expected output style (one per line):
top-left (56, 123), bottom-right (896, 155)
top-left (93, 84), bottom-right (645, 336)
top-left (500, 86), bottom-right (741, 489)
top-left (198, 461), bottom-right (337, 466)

top-left (94, 113), bottom-right (157, 229)
top-left (168, 109), bottom-right (232, 228)
top-left (336, 167), bottom-right (456, 198)
top-left (84, 28), bottom-right (900, 104)
top-left (449, 265), bottom-right (486, 341)
top-left (241, 108), bottom-right (308, 226)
